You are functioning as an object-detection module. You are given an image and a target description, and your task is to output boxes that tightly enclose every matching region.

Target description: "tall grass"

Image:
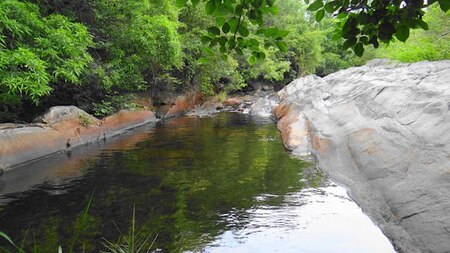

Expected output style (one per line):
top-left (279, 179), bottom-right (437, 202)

top-left (101, 206), bottom-right (157, 253)
top-left (0, 195), bottom-right (156, 253)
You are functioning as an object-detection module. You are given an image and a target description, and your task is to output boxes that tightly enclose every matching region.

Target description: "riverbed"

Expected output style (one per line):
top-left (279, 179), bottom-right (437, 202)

top-left (0, 113), bottom-right (394, 252)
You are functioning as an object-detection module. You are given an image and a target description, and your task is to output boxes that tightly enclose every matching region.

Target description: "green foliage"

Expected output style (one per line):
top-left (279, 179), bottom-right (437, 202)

top-left (102, 207), bottom-right (157, 253)
top-left (78, 112), bottom-right (93, 127)
top-left (92, 94), bottom-right (141, 117)
top-left (197, 52), bottom-right (245, 95)
top-left (304, 0), bottom-right (449, 55)
top-left (178, 3), bottom-right (247, 95)
top-left (0, 194), bottom-right (95, 253)
top-left (0, 0), bottom-right (93, 105)
top-left (180, 0), bottom-right (289, 60)
top-left (375, 3), bottom-right (450, 62)
top-left (242, 47), bottom-right (290, 81)
top-left (91, 0), bottom-right (182, 93)
top-left (92, 101), bottom-right (115, 118)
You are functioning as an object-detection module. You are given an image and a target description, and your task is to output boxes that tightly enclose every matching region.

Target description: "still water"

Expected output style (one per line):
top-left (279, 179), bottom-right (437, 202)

top-left (0, 113), bottom-right (394, 252)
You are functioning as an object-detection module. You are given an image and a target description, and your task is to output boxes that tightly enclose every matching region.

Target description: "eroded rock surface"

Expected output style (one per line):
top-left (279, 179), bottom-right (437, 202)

top-left (0, 107), bottom-right (158, 169)
top-left (275, 60), bottom-right (450, 253)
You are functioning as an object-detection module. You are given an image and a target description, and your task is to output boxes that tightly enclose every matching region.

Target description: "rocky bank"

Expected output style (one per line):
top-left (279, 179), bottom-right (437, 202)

top-left (274, 60), bottom-right (450, 252)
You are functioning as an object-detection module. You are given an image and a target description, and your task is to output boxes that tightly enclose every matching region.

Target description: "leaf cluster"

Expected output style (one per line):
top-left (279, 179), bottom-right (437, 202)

top-left (305, 0), bottom-right (449, 56)
top-left (0, 0), bottom-right (93, 105)
top-left (179, 0), bottom-right (289, 62)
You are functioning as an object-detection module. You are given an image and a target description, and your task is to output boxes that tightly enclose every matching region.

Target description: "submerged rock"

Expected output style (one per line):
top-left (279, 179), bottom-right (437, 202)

top-left (275, 60), bottom-right (450, 252)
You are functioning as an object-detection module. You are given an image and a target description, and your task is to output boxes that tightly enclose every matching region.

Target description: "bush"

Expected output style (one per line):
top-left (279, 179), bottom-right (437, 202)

top-left (0, 0), bottom-right (93, 106)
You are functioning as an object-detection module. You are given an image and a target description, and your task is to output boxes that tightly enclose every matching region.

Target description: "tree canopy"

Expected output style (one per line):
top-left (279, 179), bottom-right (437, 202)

top-left (0, 0), bottom-right (92, 105)
top-left (0, 0), bottom-right (448, 122)
top-left (180, 0), bottom-right (449, 57)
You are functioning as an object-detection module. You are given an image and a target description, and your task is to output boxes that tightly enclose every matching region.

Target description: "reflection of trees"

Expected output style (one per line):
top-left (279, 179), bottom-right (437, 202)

top-left (0, 113), bottom-right (323, 252)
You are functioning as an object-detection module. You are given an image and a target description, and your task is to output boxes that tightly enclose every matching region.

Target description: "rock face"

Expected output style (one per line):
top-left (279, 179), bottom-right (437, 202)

top-left (250, 92), bottom-right (279, 117)
top-left (0, 107), bottom-right (158, 169)
top-left (275, 60), bottom-right (450, 253)
top-left (155, 93), bottom-right (202, 119)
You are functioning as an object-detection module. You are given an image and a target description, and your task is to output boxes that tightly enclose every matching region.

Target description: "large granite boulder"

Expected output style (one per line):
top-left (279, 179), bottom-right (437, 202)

top-left (275, 60), bottom-right (450, 253)
top-left (34, 106), bottom-right (98, 125)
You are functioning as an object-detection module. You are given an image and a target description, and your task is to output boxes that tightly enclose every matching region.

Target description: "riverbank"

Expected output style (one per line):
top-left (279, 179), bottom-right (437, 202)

top-left (0, 91), bottom-right (263, 170)
top-left (274, 60), bottom-right (450, 252)
top-left (0, 107), bottom-right (159, 169)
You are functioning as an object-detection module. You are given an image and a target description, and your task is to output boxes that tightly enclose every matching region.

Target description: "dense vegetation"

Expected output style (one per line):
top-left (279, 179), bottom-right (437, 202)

top-left (0, 0), bottom-right (448, 122)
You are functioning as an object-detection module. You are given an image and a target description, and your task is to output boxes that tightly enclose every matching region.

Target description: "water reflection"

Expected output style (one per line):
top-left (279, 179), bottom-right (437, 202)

top-left (0, 113), bottom-right (394, 252)
top-left (203, 183), bottom-right (395, 253)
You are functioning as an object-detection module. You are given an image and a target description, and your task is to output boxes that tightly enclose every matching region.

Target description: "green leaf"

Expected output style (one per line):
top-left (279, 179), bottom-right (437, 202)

top-left (256, 28), bottom-right (266, 35)
top-left (235, 4), bottom-right (244, 15)
top-left (207, 26), bottom-right (221, 35)
top-left (264, 27), bottom-right (278, 37)
top-left (378, 22), bottom-right (395, 41)
top-left (258, 52), bottom-right (266, 60)
top-left (0, 231), bottom-right (18, 248)
top-left (176, 0), bottom-right (187, 7)
top-left (324, 1), bottom-right (340, 13)
top-left (357, 13), bottom-right (370, 25)
top-left (370, 36), bottom-right (379, 48)
top-left (332, 32), bottom-right (341, 41)
top-left (205, 0), bottom-right (216, 15)
top-left (197, 57), bottom-right (209, 64)
top-left (229, 18), bottom-right (238, 32)
top-left (266, 0), bottom-right (275, 6)
top-left (252, 0), bottom-right (263, 8)
top-left (316, 9), bottom-right (325, 22)
top-left (438, 0), bottom-right (450, 12)
top-left (216, 17), bottom-right (226, 27)
top-left (307, 0), bottom-right (324, 11)
top-left (395, 25), bottom-right (409, 42)
top-left (201, 35), bottom-right (212, 43)
top-left (219, 36), bottom-right (228, 46)
top-left (353, 42), bottom-right (364, 56)
top-left (276, 30), bottom-right (290, 38)
top-left (275, 41), bottom-right (288, 52)
top-left (238, 25), bottom-right (249, 37)
top-left (249, 38), bottom-right (260, 47)
top-left (268, 6), bottom-right (279, 15)
top-left (343, 37), bottom-right (357, 50)
top-left (222, 22), bottom-right (231, 33)
top-left (416, 19), bottom-right (429, 30)
top-left (249, 56), bottom-right (256, 65)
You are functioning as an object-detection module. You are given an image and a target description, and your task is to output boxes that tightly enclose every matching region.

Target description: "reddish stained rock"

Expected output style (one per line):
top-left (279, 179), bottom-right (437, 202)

top-left (0, 107), bottom-right (158, 169)
top-left (223, 97), bottom-right (244, 107)
top-left (273, 104), bottom-right (291, 120)
top-left (157, 92), bottom-right (202, 119)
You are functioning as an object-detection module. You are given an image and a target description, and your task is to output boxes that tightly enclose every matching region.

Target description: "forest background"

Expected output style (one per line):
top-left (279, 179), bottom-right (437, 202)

top-left (0, 0), bottom-right (448, 122)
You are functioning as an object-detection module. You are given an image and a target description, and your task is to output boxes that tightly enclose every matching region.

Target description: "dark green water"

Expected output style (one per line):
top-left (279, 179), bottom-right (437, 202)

top-left (0, 113), bottom-right (321, 252)
top-left (0, 113), bottom-right (395, 253)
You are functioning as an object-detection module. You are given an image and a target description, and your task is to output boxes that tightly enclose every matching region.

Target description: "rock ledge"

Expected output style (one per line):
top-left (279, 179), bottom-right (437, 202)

top-left (275, 60), bottom-right (450, 253)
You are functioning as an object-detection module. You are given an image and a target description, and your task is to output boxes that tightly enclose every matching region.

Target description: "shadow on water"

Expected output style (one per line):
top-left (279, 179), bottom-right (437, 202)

top-left (0, 113), bottom-right (394, 252)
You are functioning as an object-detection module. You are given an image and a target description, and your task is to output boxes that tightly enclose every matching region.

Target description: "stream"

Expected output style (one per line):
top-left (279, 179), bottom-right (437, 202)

top-left (0, 113), bottom-right (395, 252)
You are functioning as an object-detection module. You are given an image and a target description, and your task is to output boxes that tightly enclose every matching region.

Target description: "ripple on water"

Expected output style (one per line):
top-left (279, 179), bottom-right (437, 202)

top-left (202, 182), bottom-right (395, 253)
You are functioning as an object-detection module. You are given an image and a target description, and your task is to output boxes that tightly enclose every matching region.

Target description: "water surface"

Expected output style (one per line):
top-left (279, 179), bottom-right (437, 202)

top-left (0, 113), bottom-right (394, 252)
